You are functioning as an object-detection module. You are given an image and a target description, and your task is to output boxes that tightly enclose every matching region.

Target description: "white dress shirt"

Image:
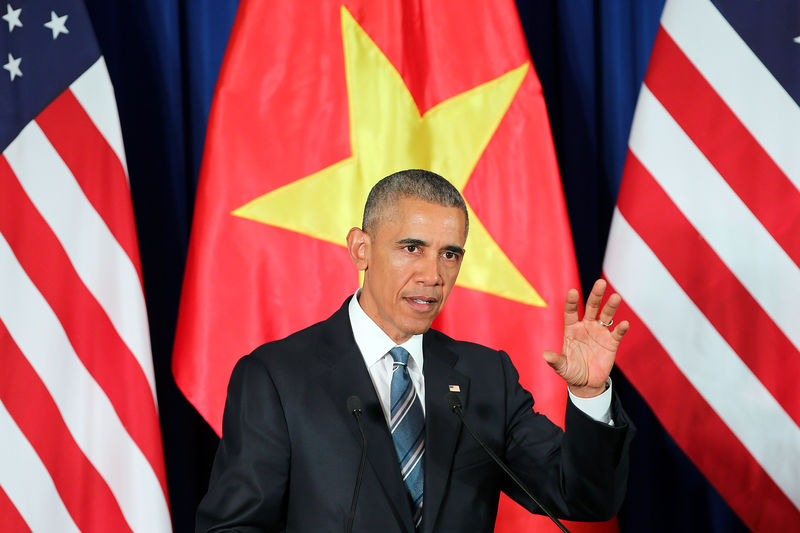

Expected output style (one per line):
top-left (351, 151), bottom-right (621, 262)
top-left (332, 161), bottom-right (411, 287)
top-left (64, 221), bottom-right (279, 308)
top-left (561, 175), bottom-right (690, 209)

top-left (348, 291), bottom-right (613, 425)
top-left (349, 291), bottom-right (426, 423)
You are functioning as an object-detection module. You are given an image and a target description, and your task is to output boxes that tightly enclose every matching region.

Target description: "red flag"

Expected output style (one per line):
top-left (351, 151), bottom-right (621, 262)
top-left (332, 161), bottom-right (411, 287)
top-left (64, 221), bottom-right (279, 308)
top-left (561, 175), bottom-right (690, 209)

top-left (604, 0), bottom-right (800, 530)
top-left (0, 1), bottom-right (170, 531)
top-left (174, 1), bottom-right (612, 530)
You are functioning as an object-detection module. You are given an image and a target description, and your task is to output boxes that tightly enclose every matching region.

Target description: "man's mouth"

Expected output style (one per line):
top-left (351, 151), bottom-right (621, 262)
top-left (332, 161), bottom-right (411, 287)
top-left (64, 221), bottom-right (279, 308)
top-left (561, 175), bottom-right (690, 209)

top-left (405, 296), bottom-right (438, 310)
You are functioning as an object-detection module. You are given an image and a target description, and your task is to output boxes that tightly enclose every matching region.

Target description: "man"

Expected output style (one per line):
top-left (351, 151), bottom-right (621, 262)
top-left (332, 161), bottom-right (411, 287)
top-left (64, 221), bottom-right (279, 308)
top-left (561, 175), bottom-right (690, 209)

top-left (196, 169), bottom-right (634, 532)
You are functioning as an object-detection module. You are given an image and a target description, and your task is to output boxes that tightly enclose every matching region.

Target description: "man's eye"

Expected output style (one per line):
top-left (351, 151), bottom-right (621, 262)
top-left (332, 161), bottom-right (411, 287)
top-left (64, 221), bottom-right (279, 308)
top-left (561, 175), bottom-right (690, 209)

top-left (443, 251), bottom-right (459, 260)
top-left (405, 245), bottom-right (418, 253)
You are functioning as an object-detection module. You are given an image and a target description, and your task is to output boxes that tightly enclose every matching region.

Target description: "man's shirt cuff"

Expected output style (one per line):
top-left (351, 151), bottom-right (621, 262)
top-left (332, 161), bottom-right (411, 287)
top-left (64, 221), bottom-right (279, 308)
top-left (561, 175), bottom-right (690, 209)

top-left (568, 378), bottom-right (614, 426)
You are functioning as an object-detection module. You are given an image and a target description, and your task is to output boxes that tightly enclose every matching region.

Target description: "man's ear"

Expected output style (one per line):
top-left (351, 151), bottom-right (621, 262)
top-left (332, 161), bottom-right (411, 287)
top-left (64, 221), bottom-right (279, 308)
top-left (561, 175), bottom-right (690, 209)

top-left (346, 227), bottom-right (370, 271)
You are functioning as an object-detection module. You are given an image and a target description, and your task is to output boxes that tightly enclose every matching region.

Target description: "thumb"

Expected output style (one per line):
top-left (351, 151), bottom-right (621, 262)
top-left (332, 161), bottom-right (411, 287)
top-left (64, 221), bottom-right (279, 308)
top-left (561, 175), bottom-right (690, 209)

top-left (542, 350), bottom-right (566, 376)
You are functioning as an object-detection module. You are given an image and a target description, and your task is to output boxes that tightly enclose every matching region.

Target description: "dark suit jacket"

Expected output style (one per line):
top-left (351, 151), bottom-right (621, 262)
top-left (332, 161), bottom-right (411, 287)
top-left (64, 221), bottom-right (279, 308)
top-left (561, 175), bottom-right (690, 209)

top-left (196, 298), bottom-right (634, 532)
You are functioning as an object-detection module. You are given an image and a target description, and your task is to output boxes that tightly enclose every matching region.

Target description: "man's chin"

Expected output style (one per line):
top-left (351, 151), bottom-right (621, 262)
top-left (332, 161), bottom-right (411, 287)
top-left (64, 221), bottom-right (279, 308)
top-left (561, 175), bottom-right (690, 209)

top-left (401, 317), bottom-right (437, 337)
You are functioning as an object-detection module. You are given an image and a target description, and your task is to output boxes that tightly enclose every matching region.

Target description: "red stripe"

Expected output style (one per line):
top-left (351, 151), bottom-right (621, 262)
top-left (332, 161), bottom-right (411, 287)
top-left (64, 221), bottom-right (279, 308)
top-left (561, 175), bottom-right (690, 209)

top-left (0, 157), bottom-right (169, 498)
top-left (0, 485), bottom-right (31, 533)
top-left (605, 286), bottom-right (800, 531)
top-left (0, 322), bottom-right (132, 533)
top-left (34, 89), bottom-right (143, 283)
top-left (616, 153), bottom-right (800, 425)
top-left (646, 27), bottom-right (800, 266)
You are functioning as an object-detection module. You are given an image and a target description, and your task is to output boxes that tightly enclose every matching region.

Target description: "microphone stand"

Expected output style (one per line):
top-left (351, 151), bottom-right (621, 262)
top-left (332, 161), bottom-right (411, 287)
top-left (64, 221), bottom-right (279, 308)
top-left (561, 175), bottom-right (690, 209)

top-left (445, 392), bottom-right (570, 533)
top-left (346, 396), bottom-right (367, 533)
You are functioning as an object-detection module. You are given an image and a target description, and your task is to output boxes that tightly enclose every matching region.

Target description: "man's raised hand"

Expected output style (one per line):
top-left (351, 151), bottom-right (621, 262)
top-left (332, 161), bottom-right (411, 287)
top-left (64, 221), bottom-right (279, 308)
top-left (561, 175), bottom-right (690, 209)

top-left (542, 279), bottom-right (630, 398)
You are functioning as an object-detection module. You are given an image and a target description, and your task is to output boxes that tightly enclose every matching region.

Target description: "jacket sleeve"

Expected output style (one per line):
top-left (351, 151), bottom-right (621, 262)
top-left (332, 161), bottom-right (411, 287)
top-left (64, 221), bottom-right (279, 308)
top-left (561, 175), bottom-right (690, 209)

top-left (195, 355), bottom-right (290, 533)
top-left (499, 351), bottom-right (635, 521)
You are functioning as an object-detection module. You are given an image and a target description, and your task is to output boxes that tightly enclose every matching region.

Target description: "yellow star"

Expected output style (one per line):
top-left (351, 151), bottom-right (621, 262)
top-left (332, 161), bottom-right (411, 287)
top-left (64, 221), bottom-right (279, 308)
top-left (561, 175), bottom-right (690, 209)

top-left (233, 6), bottom-right (545, 307)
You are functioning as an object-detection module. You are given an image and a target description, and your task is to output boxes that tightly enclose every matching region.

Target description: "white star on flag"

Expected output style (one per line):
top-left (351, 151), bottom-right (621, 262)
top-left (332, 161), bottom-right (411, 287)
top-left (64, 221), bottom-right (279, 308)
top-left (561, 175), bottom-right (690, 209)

top-left (2, 3), bottom-right (22, 32)
top-left (43, 10), bottom-right (68, 39)
top-left (3, 52), bottom-right (21, 81)
top-left (794, 35), bottom-right (800, 44)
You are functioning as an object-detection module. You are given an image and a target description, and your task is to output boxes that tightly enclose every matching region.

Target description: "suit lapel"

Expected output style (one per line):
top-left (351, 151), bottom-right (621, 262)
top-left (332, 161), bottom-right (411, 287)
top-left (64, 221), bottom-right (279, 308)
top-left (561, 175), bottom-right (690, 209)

top-left (319, 301), bottom-right (414, 533)
top-left (421, 333), bottom-right (469, 533)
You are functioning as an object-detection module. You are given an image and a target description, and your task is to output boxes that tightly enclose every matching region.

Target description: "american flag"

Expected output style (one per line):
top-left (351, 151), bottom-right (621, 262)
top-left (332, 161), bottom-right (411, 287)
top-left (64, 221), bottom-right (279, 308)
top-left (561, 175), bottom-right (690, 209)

top-left (603, 0), bottom-right (800, 530)
top-left (0, 0), bottom-right (171, 531)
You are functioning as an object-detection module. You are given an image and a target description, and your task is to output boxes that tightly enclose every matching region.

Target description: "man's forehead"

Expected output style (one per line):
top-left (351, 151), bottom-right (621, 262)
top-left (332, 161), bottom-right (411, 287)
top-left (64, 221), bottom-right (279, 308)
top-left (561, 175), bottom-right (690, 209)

top-left (377, 200), bottom-right (464, 230)
top-left (380, 196), bottom-right (463, 220)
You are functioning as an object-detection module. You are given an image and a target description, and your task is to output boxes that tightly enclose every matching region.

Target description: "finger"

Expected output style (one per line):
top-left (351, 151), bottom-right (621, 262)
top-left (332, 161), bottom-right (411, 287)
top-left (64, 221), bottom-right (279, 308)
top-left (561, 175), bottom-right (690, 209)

top-left (542, 350), bottom-right (566, 375)
top-left (583, 279), bottom-right (607, 321)
top-left (563, 288), bottom-right (580, 326)
top-left (598, 292), bottom-right (622, 326)
top-left (610, 320), bottom-right (630, 342)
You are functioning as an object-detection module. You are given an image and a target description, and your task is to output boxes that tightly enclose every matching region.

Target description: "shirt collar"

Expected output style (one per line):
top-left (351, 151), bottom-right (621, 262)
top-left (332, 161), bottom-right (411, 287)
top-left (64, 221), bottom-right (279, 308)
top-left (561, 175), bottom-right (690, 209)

top-left (348, 290), bottom-right (424, 370)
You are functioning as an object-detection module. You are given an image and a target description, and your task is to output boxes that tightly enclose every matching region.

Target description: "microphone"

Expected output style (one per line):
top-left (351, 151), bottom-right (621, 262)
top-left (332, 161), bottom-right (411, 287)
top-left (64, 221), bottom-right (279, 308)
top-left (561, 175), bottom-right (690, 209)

top-left (444, 392), bottom-right (570, 533)
top-left (346, 395), bottom-right (367, 533)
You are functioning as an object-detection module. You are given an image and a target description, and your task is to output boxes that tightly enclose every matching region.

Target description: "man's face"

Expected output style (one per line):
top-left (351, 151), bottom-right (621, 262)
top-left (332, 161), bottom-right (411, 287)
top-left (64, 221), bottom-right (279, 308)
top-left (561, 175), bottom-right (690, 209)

top-left (349, 196), bottom-right (466, 344)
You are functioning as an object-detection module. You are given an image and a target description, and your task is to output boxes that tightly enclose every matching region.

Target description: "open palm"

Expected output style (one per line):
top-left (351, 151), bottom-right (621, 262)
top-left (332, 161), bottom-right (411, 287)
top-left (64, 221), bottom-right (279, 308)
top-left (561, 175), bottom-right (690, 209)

top-left (543, 279), bottom-right (630, 398)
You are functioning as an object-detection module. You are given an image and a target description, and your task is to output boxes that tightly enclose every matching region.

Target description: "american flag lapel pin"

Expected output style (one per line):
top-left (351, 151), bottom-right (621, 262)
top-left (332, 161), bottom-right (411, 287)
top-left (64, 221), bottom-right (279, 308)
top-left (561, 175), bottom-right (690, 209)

top-left (448, 384), bottom-right (461, 392)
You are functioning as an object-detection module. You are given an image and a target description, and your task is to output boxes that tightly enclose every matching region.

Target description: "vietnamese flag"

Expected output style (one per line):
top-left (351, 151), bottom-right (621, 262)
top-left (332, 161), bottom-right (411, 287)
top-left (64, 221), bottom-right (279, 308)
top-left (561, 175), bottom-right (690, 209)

top-left (173, 1), bottom-right (614, 531)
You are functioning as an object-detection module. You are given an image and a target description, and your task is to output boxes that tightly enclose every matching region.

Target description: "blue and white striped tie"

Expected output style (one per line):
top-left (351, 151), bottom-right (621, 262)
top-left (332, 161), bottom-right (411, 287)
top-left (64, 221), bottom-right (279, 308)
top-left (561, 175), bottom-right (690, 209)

top-left (389, 346), bottom-right (424, 530)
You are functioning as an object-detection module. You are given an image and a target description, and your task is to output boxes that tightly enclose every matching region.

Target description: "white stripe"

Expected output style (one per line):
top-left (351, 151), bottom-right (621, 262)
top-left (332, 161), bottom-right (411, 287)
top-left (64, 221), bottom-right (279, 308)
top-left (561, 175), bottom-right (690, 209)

top-left (401, 441), bottom-right (425, 479)
top-left (3, 122), bottom-right (158, 402)
top-left (0, 233), bottom-right (171, 532)
top-left (69, 57), bottom-right (129, 177)
top-left (390, 388), bottom-right (416, 430)
top-left (0, 399), bottom-right (81, 533)
top-left (604, 209), bottom-right (800, 510)
top-left (661, 0), bottom-right (800, 190)
top-left (629, 85), bottom-right (800, 352)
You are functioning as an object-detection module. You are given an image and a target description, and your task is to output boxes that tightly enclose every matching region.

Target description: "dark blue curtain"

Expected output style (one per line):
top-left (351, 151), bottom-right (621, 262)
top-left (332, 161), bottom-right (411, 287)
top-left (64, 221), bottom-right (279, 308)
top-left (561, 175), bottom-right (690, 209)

top-left (82, 1), bottom-right (749, 531)
top-left (83, 1), bottom-right (236, 530)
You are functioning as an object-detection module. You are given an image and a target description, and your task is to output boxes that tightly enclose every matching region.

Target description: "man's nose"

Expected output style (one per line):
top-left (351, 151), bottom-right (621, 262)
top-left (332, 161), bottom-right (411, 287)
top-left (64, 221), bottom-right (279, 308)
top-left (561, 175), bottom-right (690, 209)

top-left (417, 254), bottom-right (442, 285)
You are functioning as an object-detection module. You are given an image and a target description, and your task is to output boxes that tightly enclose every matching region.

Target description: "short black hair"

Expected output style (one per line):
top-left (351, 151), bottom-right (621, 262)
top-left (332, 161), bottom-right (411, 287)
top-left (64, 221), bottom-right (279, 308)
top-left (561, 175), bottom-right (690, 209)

top-left (362, 169), bottom-right (469, 235)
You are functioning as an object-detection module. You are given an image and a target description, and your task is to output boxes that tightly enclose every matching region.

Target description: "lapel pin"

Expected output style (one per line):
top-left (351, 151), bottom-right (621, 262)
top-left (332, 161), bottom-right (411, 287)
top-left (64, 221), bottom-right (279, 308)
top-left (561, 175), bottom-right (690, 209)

top-left (448, 384), bottom-right (461, 392)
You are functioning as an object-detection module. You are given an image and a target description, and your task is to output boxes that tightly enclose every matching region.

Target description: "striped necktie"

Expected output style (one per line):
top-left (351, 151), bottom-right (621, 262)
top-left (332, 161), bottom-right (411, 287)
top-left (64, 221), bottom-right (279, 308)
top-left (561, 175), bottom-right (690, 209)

top-left (388, 346), bottom-right (425, 530)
